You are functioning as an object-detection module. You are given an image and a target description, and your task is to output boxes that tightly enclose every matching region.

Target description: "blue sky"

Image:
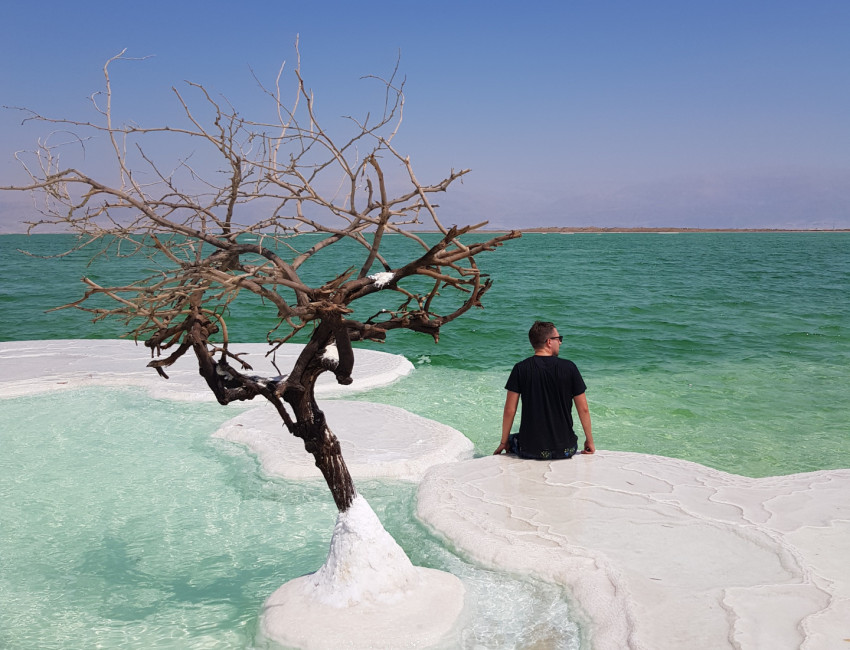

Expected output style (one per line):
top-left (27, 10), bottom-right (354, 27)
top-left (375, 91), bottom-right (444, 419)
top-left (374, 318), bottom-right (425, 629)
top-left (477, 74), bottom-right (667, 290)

top-left (2, 0), bottom-right (849, 230)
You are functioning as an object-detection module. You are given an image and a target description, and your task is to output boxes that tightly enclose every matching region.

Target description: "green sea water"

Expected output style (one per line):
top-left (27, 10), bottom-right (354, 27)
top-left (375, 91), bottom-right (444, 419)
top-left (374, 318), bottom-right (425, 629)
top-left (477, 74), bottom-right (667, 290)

top-left (3, 232), bottom-right (848, 475)
top-left (1, 232), bottom-right (848, 648)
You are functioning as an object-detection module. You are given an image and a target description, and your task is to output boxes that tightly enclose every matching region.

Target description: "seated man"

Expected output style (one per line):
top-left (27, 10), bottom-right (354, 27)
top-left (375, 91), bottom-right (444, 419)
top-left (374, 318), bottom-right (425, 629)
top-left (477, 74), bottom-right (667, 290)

top-left (494, 321), bottom-right (594, 459)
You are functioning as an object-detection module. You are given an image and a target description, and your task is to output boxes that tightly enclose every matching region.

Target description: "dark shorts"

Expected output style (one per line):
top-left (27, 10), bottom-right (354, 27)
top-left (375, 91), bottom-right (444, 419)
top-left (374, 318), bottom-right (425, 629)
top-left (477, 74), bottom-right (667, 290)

top-left (508, 433), bottom-right (577, 460)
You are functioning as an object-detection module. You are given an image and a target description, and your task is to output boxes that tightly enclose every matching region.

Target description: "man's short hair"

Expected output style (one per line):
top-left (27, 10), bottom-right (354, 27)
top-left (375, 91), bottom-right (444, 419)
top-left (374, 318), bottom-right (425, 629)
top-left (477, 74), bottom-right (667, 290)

top-left (529, 321), bottom-right (556, 349)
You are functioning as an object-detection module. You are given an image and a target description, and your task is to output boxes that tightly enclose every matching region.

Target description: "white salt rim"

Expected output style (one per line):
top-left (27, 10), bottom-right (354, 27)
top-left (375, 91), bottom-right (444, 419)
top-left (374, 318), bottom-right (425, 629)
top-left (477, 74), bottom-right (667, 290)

top-left (0, 339), bottom-right (413, 400)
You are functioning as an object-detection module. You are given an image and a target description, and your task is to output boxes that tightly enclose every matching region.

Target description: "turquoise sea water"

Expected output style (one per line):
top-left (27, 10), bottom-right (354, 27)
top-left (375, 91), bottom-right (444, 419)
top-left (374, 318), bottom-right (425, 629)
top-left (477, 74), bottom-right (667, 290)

top-left (1, 232), bottom-right (848, 648)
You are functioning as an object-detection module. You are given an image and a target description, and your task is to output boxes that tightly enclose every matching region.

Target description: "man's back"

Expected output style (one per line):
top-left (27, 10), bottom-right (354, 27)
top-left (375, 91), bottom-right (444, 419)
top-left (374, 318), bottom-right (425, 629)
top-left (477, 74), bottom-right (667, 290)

top-left (496, 321), bottom-right (594, 457)
top-left (506, 355), bottom-right (586, 459)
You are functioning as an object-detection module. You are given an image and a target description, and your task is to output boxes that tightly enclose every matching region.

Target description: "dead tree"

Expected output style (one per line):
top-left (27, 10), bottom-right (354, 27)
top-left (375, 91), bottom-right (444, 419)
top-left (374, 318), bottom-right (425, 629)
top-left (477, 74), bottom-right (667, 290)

top-left (3, 49), bottom-right (520, 511)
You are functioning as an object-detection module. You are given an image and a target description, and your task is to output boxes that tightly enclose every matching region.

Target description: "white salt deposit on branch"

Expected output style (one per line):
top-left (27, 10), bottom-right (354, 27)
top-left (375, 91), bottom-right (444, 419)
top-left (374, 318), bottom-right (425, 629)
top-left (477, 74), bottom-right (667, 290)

top-left (321, 342), bottom-right (339, 368)
top-left (368, 271), bottom-right (395, 288)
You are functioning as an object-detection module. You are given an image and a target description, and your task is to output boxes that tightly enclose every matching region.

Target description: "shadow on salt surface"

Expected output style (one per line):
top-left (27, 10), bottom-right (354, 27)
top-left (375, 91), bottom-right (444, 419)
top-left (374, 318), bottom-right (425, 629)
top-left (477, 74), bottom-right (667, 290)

top-left (417, 452), bottom-right (850, 650)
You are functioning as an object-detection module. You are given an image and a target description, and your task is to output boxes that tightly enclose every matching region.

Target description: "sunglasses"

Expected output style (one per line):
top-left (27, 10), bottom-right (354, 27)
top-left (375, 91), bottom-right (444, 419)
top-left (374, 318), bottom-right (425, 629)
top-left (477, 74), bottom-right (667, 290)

top-left (548, 336), bottom-right (563, 342)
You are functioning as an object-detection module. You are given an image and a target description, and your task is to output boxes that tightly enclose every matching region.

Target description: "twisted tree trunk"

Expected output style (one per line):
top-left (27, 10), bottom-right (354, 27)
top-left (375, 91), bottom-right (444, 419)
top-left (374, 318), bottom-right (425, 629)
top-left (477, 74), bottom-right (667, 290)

top-left (285, 385), bottom-right (356, 512)
top-left (281, 313), bottom-right (357, 511)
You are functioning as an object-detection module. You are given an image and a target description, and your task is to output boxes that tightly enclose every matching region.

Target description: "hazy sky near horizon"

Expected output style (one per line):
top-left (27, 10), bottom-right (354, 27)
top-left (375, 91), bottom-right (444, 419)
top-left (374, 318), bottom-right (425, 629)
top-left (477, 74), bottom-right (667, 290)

top-left (2, 0), bottom-right (849, 230)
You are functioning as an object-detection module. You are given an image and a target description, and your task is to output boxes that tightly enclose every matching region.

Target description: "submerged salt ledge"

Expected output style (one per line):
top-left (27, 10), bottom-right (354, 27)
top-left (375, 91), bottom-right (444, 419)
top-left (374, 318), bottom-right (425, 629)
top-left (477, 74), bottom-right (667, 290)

top-left (259, 495), bottom-right (466, 649)
top-left (417, 453), bottom-right (850, 650)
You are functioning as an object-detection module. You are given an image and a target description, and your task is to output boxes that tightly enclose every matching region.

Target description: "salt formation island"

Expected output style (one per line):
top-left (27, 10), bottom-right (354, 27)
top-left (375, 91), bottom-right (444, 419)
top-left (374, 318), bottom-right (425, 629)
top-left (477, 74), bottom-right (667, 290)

top-left (215, 401), bottom-right (473, 482)
top-left (418, 453), bottom-right (850, 650)
top-left (206, 377), bottom-right (473, 647)
top-left (210, 387), bottom-right (473, 646)
top-left (0, 339), bottom-right (414, 400)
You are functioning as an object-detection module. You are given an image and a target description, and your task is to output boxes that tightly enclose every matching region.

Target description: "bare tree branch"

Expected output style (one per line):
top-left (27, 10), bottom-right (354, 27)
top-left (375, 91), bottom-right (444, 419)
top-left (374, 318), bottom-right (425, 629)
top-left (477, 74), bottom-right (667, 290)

top-left (2, 49), bottom-right (521, 512)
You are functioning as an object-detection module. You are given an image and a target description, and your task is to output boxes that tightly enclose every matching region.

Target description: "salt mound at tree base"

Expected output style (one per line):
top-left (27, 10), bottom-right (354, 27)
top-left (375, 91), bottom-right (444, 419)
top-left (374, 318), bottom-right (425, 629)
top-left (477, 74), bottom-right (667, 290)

top-left (259, 495), bottom-right (465, 649)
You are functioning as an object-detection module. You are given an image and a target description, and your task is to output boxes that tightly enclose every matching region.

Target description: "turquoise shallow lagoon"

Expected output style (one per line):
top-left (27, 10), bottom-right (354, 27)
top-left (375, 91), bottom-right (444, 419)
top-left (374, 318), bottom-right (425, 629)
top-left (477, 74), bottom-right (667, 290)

top-left (1, 388), bottom-right (578, 649)
top-left (1, 232), bottom-right (848, 647)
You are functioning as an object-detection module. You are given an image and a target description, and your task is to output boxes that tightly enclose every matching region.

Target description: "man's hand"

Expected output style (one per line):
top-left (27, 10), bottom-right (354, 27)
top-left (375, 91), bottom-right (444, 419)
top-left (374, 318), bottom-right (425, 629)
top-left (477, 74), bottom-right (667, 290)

top-left (500, 392), bottom-right (519, 456)
top-left (583, 439), bottom-right (595, 454)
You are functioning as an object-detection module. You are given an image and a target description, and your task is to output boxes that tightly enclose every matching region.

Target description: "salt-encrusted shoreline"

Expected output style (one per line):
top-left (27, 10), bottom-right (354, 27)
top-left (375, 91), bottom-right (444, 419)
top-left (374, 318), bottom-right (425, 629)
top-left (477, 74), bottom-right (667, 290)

top-left (417, 453), bottom-right (850, 650)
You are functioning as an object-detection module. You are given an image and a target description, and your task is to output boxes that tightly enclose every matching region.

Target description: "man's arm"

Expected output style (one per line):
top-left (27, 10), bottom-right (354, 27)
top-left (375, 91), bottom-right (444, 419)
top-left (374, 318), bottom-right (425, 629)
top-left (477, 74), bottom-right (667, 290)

top-left (494, 390), bottom-right (520, 454)
top-left (573, 392), bottom-right (595, 453)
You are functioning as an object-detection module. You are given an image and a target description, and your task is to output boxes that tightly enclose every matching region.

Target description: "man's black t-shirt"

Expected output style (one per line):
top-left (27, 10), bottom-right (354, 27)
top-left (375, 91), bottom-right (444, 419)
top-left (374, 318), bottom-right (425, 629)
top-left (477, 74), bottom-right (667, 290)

top-left (505, 355), bottom-right (587, 459)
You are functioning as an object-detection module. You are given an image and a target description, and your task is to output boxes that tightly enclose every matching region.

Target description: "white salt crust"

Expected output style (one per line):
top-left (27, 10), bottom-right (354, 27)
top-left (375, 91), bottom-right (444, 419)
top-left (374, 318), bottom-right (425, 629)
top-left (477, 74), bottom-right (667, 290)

top-left (417, 453), bottom-right (850, 650)
top-left (368, 271), bottom-right (395, 288)
top-left (259, 495), bottom-right (466, 649)
top-left (0, 339), bottom-right (413, 400)
top-left (215, 401), bottom-right (473, 481)
top-left (321, 342), bottom-right (339, 366)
